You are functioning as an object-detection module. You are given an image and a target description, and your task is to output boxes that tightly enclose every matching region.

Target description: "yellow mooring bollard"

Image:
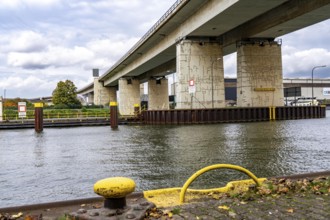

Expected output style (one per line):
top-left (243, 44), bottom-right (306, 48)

top-left (69, 176), bottom-right (155, 219)
top-left (94, 177), bottom-right (136, 209)
top-left (134, 104), bottom-right (140, 116)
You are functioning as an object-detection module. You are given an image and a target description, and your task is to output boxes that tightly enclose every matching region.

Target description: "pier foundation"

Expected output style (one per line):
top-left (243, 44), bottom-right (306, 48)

top-left (175, 39), bottom-right (225, 109)
top-left (94, 78), bottom-right (116, 106)
top-left (118, 78), bottom-right (140, 116)
top-left (148, 78), bottom-right (169, 110)
top-left (236, 39), bottom-right (284, 107)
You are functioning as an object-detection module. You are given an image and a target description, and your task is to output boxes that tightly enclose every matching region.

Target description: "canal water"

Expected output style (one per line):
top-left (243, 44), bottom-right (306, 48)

top-left (1, 111), bottom-right (330, 208)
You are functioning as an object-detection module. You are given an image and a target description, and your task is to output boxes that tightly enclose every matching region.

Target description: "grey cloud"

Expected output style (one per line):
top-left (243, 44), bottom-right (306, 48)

top-left (20, 63), bottom-right (51, 70)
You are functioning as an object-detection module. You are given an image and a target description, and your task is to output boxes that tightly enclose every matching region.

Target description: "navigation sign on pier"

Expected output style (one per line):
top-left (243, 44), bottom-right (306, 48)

top-left (18, 102), bottom-right (26, 118)
top-left (188, 79), bottom-right (196, 94)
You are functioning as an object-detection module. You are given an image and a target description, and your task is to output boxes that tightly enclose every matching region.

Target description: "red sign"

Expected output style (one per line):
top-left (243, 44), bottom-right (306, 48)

top-left (188, 80), bottom-right (196, 94)
top-left (18, 105), bottom-right (26, 112)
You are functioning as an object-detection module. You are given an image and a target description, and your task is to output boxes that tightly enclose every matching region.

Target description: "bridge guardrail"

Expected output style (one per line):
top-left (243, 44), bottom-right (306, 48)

top-left (101, 0), bottom-right (189, 78)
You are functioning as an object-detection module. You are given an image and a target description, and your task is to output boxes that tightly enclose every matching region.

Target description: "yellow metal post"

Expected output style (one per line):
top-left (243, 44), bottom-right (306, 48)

top-left (134, 104), bottom-right (140, 116)
top-left (269, 106), bottom-right (276, 121)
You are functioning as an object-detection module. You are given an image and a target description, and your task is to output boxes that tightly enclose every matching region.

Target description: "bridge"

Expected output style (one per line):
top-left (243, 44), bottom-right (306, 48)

top-left (78, 0), bottom-right (330, 115)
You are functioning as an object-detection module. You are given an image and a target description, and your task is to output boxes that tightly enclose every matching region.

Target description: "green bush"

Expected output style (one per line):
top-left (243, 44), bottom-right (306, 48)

top-left (53, 104), bottom-right (69, 109)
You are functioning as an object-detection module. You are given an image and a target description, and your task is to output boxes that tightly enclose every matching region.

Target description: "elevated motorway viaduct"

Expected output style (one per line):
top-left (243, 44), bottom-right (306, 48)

top-left (78, 0), bottom-right (330, 115)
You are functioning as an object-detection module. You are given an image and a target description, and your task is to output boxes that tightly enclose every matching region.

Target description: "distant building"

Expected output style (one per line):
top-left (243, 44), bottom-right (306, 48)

top-left (169, 78), bottom-right (330, 106)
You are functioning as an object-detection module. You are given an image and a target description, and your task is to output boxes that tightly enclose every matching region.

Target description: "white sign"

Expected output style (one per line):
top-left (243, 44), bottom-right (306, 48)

top-left (188, 79), bottom-right (196, 94)
top-left (189, 85), bottom-right (196, 94)
top-left (18, 102), bottom-right (27, 118)
top-left (323, 88), bottom-right (330, 96)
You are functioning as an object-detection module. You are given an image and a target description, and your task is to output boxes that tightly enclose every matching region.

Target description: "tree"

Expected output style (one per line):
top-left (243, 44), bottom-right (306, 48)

top-left (52, 80), bottom-right (81, 108)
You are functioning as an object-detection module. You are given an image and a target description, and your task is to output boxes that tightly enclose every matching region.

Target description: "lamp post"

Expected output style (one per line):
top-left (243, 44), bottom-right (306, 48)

top-left (211, 58), bottom-right (221, 108)
top-left (311, 65), bottom-right (326, 101)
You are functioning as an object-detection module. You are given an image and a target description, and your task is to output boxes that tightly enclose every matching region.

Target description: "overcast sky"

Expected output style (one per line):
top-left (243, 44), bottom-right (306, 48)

top-left (0, 0), bottom-right (330, 98)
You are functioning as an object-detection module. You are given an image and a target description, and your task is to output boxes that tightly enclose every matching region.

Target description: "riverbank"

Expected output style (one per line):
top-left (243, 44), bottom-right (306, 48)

top-left (146, 175), bottom-right (330, 219)
top-left (0, 172), bottom-right (329, 219)
top-left (0, 117), bottom-right (141, 129)
top-left (1, 106), bottom-right (327, 129)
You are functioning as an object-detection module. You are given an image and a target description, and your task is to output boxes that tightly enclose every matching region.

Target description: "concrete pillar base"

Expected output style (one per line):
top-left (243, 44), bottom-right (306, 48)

top-left (148, 78), bottom-right (169, 110)
top-left (118, 78), bottom-right (140, 116)
top-left (236, 39), bottom-right (284, 107)
top-left (93, 78), bottom-right (117, 106)
top-left (175, 39), bottom-right (225, 109)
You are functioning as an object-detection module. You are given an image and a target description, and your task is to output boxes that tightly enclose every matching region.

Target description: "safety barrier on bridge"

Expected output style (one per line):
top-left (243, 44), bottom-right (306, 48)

top-left (142, 106), bottom-right (326, 125)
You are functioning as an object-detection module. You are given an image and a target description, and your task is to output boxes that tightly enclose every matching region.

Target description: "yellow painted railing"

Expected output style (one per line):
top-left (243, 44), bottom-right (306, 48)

top-left (2, 112), bottom-right (110, 121)
top-left (179, 164), bottom-right (261, 203)
top-left (144, 164), bottom-right (265, 207)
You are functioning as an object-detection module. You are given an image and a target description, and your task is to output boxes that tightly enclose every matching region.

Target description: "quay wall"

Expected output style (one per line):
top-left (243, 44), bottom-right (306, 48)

top-left (142, 106), bottom-right (326, 125)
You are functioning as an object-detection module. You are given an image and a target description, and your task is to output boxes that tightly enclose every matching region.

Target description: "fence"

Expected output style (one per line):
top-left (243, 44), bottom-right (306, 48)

top-left (1, 112), bottom-right (110, 121)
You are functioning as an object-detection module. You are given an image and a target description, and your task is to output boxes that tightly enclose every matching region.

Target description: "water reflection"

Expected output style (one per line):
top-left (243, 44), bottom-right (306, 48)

top-left (0, 112), bottom-right (329, 207)
top-left (33, 132), bottom-right (46, 168)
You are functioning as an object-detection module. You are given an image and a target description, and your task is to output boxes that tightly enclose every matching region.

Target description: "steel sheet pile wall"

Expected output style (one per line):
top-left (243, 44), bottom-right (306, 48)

top-left (142, 106), bottom-right (326, 125)
top-left (143, 107), bottom-right (269, 125)
top-left (276, 106), bottom-right (326, 120)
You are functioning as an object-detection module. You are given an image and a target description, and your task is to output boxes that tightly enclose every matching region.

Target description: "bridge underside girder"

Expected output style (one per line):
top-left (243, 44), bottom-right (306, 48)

top-left (78, 0), bottom-right (330, 112)
top-left (100, 0), bottom-right (330, 88)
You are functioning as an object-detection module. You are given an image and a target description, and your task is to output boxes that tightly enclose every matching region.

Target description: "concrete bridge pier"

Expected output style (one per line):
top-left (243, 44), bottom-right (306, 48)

top-left (148, 78), bottom-right (169, 110)
top-left (86, 93), bottom-right (94, 105)
top-left (175, 39), bottom-right (225, 109)
top-left (236, 39), bottom-right (284, 107)
top-left (93, 78), bottom-right (117, 106)
top-left (118, 78), bottom-right (140, 115)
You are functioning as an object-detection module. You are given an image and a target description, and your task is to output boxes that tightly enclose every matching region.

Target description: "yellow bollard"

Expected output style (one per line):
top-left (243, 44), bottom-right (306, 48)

top-left (94, 177), bottom-right (135, 209)
top-left (134, 104), bottom-right (140, 116)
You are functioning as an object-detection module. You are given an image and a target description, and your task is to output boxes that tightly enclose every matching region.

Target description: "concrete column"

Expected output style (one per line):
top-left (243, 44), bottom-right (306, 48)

top-left (148, 78), bottom-right (169, 110)
top-left (176, 40), bottom-right (225, 109)
top-left (237, 40), bottom-right (284, 107)
top-left (0, 96), bottom-right (3, 122)
top-left (93, 78), bottom-right (117, 106)
top-left (118, 78), bottom-right (140, 116)
top-left (140, 83), bottom-right (145, 95)
top-left (87, 93), bottom-right (94, 105)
